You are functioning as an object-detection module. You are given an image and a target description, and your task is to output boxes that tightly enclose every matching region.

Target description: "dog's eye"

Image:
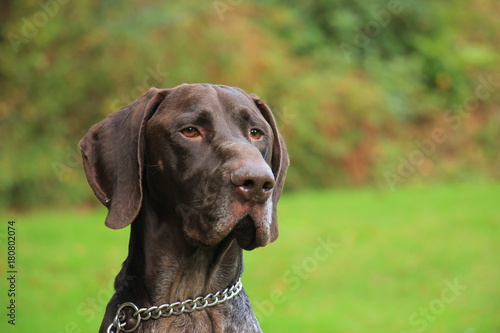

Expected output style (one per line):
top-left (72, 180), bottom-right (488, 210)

top-left (250, 129), bottom-right (263, 140)
top-left (181, 127), bottom-right (200, 138)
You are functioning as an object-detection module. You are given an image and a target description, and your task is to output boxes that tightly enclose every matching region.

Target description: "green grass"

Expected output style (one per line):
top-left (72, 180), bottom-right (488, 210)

top-left (1, 183), bottom-right (499, 332)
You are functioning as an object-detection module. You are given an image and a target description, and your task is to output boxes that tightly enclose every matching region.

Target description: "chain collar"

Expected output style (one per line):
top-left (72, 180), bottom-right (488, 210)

top-left (107, 278), bottom-right (243, 333)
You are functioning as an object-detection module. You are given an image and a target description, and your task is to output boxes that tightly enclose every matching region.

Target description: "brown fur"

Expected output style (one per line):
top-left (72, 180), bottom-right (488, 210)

top-left (79, 84), bottom-right (289, 332)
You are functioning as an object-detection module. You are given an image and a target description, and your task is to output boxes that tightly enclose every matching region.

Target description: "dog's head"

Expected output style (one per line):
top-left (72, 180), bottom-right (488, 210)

top-left (79, 84), bottom-right (289, 250)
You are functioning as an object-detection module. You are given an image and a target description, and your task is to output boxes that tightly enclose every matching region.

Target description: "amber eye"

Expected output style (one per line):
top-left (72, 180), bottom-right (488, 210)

top-left (250, 128), bottom-right (263, 140)
top-left (181, 127), bottom-right (200, 138)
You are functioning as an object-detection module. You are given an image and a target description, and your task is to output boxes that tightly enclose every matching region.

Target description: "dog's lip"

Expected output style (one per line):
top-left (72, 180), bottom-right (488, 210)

top-left (232, 215), bottom-right (257, 250)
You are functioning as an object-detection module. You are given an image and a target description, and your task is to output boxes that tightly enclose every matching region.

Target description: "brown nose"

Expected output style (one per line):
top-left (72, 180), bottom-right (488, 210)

top-left (231, 164), bottom-right (275, 203)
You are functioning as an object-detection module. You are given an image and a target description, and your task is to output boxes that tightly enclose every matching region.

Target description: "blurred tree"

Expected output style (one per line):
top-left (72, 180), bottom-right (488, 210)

top-left (0, 0), bottom-right (499, 208)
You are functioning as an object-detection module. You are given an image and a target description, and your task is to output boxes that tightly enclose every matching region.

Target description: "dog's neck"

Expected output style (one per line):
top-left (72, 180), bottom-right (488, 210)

top-left (116, 200), bottom-right (243, 307)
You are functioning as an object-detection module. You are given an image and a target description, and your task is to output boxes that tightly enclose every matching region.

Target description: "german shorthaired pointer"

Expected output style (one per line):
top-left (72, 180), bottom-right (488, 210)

top-left (79, 84), bottom-right (289, 332)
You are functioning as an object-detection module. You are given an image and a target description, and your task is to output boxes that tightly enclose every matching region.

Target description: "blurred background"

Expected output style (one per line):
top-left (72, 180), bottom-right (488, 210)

top-left (0, 0), bottom-right (499, 332)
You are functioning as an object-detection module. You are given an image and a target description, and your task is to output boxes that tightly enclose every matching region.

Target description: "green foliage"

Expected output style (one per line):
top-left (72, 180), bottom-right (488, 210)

top-left (1, 0), bottom-right (499, 207)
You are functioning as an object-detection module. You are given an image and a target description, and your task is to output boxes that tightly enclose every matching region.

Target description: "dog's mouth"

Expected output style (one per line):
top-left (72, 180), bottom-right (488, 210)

top-left (231, 208), bottom-right (272, 251)
top-left (231, 215), bottom-right (257, 250)
top-left (181, 195), bottom-right (273, 249)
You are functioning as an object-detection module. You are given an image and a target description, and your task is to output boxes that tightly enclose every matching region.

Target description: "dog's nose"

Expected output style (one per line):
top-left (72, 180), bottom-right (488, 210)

top-left (231, 164), bottom-right (275, 203)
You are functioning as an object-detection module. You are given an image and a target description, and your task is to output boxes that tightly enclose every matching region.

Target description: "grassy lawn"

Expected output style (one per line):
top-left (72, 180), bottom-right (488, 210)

top-left (1, 182), bottom-right (499, 332)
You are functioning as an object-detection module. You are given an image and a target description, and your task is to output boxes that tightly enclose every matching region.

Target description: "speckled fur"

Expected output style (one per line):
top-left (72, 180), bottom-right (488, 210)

top-left (80, 84), bottom-right (289, 332)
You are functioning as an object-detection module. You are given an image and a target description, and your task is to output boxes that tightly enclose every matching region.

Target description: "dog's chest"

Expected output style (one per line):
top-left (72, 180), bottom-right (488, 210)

top-left (142, 308), bottom-right (225, 332)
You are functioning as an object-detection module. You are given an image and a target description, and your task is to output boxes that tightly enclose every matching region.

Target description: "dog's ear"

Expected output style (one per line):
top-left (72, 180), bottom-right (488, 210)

top-left (250, 95), bottom-right (290, 243)
top-left (79, 88), bottom-right (169, 229)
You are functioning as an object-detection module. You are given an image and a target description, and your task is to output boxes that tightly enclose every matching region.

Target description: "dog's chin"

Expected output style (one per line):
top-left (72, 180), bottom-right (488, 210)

top-left (231, 215), bottom-right (257, 250)
top-left (183, 215), bottom-right (264, 250)
top-left (180, 199), bottom-right (273, 249)
top-left (231, 215), bottom-right (271, 251)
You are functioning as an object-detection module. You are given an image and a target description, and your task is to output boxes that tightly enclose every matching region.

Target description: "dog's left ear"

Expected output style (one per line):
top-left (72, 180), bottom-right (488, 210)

top-left (250, 94), bottom-right (290, 243)
top-left (79, 88), bottom-right (169, 229)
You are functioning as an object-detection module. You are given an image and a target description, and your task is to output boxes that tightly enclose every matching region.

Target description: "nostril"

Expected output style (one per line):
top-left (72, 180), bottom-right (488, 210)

top-left (241, 179), bottom-right (255, 190)
top-left (263, 181), bottom-right (274, 192)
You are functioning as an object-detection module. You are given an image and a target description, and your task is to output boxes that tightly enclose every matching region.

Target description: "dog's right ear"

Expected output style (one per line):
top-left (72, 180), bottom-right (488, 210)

top-left (79, 88), bottom-right (169, 229)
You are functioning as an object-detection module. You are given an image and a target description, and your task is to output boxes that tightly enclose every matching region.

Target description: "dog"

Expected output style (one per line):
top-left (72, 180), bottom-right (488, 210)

top-left (79, 83), bottom-right (289, 332)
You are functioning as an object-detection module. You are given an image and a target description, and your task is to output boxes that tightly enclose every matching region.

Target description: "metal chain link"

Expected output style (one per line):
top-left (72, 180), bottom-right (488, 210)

top-left (107, 278), bottom-right (243, 333)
